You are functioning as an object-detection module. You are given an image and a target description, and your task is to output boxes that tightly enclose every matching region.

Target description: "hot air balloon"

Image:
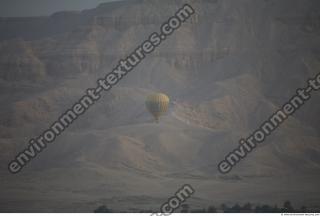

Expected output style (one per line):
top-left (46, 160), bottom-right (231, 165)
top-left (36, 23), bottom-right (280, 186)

top-left (145, 93), bottom-right (170, 123)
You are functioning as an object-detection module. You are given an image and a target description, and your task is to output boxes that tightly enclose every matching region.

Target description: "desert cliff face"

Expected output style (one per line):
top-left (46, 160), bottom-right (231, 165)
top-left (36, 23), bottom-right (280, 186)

top-left (0, 0), bottom-right (320, 212)
top-left (0, 39), bottom-right (46, 81)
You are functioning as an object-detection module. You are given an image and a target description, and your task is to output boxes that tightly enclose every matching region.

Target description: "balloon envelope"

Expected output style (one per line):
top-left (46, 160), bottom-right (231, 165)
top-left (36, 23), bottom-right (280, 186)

top-left (145, 93), bottom-right (170, 122)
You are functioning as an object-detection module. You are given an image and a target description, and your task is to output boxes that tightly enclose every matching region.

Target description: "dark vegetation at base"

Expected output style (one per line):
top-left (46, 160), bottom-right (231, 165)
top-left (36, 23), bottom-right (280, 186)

top-left (94, 200), bottom-right (318, 213)
top-left (94, 205), bottom-right (112, 213)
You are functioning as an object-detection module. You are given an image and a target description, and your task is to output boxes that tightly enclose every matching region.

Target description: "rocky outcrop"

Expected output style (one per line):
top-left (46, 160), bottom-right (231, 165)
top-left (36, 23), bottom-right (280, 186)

top-left (0, 39), bottom-right (46, 81)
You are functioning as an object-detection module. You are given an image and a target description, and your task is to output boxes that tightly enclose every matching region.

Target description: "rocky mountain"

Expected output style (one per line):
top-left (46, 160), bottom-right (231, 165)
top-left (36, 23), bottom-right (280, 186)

top-left (0, 0), bottom-right (320, 212)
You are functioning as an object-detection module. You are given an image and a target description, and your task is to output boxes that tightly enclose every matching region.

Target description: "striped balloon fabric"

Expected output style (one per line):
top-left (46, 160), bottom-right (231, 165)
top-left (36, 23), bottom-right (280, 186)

top-left (145, 93), bottom-right (170, 123)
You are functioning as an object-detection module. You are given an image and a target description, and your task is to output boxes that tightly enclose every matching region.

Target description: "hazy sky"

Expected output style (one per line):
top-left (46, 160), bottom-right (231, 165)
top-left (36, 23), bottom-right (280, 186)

top-left (0, 0), bottom-right (123, 17)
